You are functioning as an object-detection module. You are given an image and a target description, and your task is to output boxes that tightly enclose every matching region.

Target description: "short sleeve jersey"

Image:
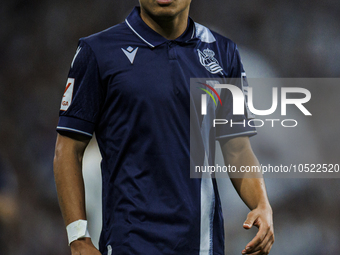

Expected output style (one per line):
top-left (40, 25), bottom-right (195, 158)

top-left (57, 7), bottom-right (256, 255)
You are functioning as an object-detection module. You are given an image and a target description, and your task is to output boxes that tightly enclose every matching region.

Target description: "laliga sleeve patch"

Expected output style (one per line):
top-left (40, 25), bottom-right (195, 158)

top-left (60, 78), bottom-right (75, 111)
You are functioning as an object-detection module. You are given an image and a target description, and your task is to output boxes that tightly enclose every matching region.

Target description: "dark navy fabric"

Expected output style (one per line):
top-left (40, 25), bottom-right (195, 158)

top-left (57, 6), bottom-right (255, 255)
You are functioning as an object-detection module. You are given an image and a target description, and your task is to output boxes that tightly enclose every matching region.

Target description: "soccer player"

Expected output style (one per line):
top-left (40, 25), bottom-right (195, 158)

top-left (53, 1), bottom-right (274, 255)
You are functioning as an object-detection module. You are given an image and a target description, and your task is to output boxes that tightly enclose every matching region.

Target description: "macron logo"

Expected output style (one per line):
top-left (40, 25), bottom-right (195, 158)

top-left (122, 46), bottom-right (138, 64)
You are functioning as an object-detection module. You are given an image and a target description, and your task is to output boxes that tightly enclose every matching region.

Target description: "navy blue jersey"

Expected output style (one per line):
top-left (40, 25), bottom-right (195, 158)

top-left (57, 7), bottom-right (255, 255)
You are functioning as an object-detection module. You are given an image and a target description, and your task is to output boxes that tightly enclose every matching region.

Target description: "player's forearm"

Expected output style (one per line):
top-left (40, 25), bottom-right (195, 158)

top-left (53, 134), bottom-right (88, 226)
top-left (229, 156), bottom-right (270, 210)
top-left (221, 137), bottom-right (271, 210)
top-left (231, 177), bottom-right (271, 211)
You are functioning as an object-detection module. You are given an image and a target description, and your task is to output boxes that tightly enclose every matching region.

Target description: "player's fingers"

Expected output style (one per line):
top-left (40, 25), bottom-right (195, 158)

top-left (247, 235), bottom-right (269, 253)
top-left (261, 236), bottom-right (274, 255)
top-left (248, 236), bottom-right (274, 255)
top-left (243, 249), bottom-right (265, 255)
top-left (243, 211), bottom-right (257, 229)
top-left (242, 224), bottom-right (269, 254)
top-left (248, 232), bottom-right (273, 254)
top-left (243, 228), bottom-right (274, 255)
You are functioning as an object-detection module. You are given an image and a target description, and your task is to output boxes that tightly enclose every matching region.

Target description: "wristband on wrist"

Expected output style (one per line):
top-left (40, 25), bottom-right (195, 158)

top-left (66, 219), bottom-right (91, 246)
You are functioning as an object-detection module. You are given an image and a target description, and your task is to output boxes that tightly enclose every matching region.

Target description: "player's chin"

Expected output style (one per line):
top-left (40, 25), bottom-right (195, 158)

top-left (151, 8), bottom-right (180, 19)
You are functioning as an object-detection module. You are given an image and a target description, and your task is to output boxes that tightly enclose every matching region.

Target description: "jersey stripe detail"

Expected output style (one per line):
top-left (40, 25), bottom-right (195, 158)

top-left (125, 19), bottom-right (155, 48)
top-left (199, 83), bottom-right (218, 255)
top-left (200, 174), bottom-right (215, 255)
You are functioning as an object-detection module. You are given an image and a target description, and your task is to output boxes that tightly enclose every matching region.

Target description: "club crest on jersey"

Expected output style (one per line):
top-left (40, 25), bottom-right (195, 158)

top-left (197, 48), bottom-right (224, 75)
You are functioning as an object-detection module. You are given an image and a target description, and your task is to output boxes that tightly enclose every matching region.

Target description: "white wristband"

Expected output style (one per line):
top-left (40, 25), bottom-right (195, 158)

top-left (66, 220), bottom-right (91, 246)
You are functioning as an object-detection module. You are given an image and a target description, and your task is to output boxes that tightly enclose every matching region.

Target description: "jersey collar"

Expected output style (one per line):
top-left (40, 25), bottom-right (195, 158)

top-left (125, 6), bottom-right (196, 48)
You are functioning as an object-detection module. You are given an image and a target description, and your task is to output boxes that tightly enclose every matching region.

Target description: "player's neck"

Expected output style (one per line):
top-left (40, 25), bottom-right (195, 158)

top-left (140, 7), bottom-right (190, 40)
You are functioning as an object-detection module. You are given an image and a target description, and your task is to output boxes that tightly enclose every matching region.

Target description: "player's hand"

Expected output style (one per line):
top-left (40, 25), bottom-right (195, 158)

top-left (241, 205), bottom-right (274, 255)
top-left (70, 238), bottom-right (102, 255)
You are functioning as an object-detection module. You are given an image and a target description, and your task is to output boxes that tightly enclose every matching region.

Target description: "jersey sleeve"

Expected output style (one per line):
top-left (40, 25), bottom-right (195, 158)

top-left (57, 40), bottom-right (105, 137)
top-left (215, 46), bottom-right (257, 140)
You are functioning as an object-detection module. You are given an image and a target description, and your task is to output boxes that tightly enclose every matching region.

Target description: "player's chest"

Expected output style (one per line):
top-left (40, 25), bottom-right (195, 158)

top-left (100, 44), bottom-right (227, 104)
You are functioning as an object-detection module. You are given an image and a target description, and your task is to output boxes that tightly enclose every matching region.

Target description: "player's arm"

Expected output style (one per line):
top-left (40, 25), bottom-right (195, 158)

top-left (53, 133), bottom-right (101, 255)
top-left (220, 136), bottom-right (274, 255)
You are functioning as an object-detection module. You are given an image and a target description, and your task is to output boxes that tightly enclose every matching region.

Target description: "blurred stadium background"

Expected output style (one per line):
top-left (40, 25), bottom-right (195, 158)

top-left (1, 0), bottom-right (339, 254)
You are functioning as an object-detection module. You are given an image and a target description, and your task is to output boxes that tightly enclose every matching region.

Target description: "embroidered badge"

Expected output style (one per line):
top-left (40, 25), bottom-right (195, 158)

top-left (197, 48), bottom-right (223, 75)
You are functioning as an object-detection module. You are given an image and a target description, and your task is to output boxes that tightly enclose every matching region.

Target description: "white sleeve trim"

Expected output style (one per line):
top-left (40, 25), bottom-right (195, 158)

top-left (216, 130), bottom-right (257, 140)
top-left (57, 126), bottom-right (93, 137)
